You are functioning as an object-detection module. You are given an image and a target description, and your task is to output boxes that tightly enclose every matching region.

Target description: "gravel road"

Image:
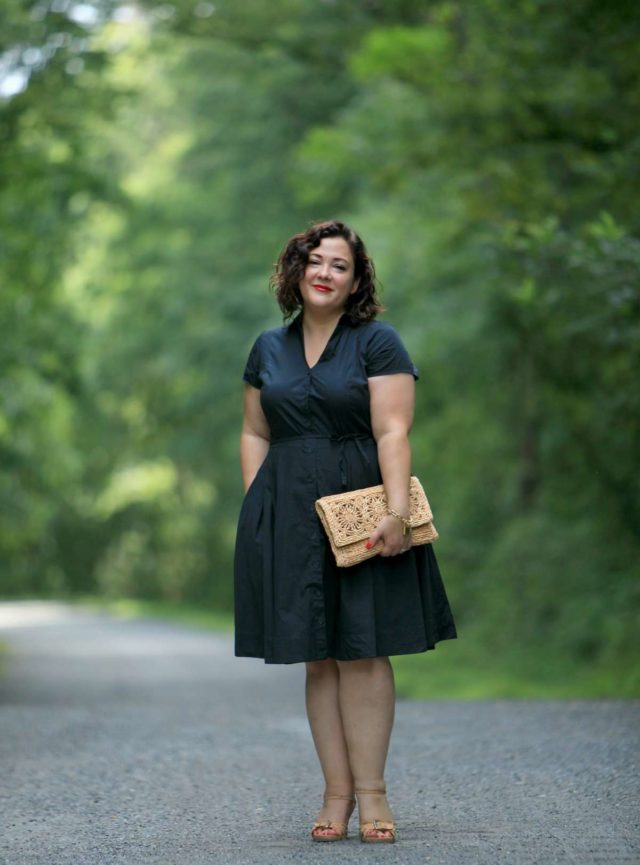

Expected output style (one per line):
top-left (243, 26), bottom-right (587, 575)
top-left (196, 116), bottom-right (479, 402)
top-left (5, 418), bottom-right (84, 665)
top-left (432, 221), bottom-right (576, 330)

top-left (0, 600), bottom-right (638, 865)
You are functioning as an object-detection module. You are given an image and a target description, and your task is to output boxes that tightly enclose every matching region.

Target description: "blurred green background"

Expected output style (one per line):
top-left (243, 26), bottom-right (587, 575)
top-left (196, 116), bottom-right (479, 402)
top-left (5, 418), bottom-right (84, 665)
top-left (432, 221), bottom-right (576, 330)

top-left (1, 0), bottom-right (638, 697)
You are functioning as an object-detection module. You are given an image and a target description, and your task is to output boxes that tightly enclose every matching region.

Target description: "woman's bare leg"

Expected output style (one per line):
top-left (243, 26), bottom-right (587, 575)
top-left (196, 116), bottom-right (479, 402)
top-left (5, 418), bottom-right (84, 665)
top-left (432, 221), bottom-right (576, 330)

top-left (305, 659), bottom-right (355, 837)
top-left (337, 656), bottom-right (396, 838)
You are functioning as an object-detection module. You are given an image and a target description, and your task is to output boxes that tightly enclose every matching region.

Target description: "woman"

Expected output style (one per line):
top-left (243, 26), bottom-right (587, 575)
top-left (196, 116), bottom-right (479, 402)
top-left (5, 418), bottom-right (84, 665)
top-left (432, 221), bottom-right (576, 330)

top-left (234, 220), bottom-right (457, 843)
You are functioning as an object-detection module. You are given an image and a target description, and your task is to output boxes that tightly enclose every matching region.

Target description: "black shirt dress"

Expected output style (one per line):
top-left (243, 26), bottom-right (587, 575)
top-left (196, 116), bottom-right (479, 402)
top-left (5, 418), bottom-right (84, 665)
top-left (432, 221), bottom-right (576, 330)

top-left (234, 309), bottom-right (457, 664)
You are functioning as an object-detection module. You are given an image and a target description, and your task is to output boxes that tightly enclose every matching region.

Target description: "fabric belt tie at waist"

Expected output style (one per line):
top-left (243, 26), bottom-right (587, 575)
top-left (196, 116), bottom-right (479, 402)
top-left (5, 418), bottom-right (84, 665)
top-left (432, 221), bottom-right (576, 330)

top-left (270, 433), bottom-right (374, 490)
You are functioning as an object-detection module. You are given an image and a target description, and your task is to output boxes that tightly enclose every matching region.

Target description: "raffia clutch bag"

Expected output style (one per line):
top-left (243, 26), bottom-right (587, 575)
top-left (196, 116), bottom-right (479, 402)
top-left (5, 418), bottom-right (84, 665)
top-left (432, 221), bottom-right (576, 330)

top-left (315, 475), bottom-right (439, 568)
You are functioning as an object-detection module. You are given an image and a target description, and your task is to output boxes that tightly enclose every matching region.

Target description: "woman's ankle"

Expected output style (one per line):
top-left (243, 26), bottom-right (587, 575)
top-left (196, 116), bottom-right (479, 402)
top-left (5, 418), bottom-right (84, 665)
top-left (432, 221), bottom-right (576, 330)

top-left (354, 779), bottom-right (387, 795)
top-left (324, 787), bottom-right (355, 800)
top-left (355, 784), bottom-right (393, 822)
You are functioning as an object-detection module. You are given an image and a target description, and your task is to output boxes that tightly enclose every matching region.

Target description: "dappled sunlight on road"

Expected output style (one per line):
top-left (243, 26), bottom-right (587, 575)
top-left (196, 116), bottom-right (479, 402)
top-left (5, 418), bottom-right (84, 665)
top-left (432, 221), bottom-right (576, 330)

top-left (0, 600), bottom-right (79, 629)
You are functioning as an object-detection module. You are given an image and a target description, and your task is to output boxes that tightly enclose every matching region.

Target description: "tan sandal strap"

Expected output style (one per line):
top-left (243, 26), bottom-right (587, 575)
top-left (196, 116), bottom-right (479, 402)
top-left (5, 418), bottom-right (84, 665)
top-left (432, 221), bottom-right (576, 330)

top-left (360, 820), bottom-right (396, 837)
top-left (355, 787), bottom-right (387, 795)
top-left (312, 820), bottom-right (347, 831)
top-left (324, 793), bottom-right (355, 802)
top-left (361, 820), bottom-right (395, 830)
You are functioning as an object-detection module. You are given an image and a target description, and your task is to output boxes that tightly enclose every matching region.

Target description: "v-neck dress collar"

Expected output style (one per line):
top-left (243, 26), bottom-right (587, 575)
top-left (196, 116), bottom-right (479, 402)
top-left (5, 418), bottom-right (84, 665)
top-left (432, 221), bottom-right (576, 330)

top-left (290, 309), bottom-right (352, 370)
top-left (289, 309), bottom-right (352, 332)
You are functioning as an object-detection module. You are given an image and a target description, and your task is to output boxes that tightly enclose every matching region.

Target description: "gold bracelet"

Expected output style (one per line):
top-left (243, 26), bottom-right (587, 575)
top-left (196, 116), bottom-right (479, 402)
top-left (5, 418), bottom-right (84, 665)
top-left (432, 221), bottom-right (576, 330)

top-left (387, 508), bottom-right (412, 536)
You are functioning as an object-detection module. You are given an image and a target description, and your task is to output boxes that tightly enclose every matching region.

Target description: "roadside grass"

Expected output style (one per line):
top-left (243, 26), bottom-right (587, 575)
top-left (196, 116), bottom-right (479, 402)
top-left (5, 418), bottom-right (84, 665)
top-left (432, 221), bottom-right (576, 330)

top-left (392, 637), bottom-right (640, 700)
top-left (0, 640), bottom-right (8, 677)
top-left (69, 595), bottom-right (234, 634)
top-left (6, 595), bottom-right (639, 699)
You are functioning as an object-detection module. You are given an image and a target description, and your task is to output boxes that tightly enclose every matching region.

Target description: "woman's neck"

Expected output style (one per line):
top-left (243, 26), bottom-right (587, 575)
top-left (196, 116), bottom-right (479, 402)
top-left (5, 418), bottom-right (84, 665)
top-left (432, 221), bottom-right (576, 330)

top-left (301, 306), bottom-right (346, 335)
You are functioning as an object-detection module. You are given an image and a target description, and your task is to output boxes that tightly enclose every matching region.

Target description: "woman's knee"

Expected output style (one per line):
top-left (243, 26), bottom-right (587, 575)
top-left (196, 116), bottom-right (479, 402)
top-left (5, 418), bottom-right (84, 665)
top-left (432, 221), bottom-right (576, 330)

top-left (305, 658), bottom-right (339, 679)
top-left (336, 656), bottom-right (391, 676)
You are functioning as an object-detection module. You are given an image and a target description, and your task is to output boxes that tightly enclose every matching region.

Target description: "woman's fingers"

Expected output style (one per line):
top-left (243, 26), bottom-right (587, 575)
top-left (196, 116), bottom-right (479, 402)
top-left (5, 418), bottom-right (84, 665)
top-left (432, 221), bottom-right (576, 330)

top-left (379, 538), bottom-right (412, 556)
top-left (365, 526), bottom-right (384, 550)
top-left (366, 516), bottom-right (413, 556)
top-left (380, 533), bottom-right (414, 557)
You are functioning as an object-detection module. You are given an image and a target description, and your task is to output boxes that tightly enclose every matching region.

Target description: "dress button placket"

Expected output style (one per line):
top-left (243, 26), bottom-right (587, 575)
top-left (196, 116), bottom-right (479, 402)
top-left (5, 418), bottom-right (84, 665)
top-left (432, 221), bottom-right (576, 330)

top-left (306, 369), bottom-right (326, 655)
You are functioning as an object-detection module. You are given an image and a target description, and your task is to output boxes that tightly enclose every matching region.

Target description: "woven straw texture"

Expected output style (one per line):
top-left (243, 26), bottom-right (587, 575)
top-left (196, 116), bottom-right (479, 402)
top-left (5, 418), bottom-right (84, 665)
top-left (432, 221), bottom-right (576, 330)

top-left (315, 475), bottom-right (439, 568)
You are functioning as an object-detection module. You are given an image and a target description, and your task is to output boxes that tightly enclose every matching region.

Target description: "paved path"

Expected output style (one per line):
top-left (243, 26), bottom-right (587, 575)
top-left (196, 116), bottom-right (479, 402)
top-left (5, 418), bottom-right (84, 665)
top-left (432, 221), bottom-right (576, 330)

top-left (0, 600), bottom-right (638, 865)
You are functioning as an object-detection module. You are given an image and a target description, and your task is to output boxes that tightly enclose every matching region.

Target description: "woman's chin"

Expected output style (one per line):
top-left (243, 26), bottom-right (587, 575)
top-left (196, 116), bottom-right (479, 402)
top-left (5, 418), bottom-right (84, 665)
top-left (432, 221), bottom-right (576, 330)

top-left (301, 295), bottom-right (344, 315)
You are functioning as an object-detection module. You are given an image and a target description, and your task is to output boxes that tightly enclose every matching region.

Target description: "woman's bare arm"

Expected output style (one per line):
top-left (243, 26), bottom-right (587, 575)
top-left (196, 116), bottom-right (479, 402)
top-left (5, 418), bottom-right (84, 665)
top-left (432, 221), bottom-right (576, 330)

top-left (366, 372), bottom-right (415, 556)
top-left (240, 384), bottom-right (271, 493)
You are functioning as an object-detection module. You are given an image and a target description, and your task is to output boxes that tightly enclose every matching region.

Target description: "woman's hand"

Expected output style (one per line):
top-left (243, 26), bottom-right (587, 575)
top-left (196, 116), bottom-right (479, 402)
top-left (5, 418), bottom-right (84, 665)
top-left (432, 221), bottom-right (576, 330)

top-left (365, 514), bottom-right (413, 557)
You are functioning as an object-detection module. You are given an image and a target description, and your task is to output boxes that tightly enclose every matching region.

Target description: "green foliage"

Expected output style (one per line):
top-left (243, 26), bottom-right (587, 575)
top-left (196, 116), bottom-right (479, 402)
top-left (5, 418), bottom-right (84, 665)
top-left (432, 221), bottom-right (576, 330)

top-left (0, 0), bottom-right (125, 596)
top-left (1, 0), bottom-right (638, 694)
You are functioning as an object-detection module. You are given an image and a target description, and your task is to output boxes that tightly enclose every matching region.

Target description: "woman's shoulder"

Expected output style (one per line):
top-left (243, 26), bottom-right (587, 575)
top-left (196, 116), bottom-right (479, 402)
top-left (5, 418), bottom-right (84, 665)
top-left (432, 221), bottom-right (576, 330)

top-left (355, 317), bottom-right (405, 341)
top-left (250, 322), bottom-right (291, 346)
top-left (356, 317), bottom-right (419, 379)
top-left (242, 322), bottom-right (292, 388)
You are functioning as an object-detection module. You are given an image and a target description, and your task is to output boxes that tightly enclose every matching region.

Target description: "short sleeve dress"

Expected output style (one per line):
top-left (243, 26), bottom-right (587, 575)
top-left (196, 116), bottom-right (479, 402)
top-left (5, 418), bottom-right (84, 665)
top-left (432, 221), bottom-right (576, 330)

top-left (234, 309), bottom-right (457, 664)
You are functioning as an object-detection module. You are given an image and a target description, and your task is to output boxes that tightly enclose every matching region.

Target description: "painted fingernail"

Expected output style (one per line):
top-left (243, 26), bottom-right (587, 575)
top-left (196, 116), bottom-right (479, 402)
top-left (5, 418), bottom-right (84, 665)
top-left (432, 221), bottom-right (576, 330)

top-left (365, 542), bottom-right (372, 549)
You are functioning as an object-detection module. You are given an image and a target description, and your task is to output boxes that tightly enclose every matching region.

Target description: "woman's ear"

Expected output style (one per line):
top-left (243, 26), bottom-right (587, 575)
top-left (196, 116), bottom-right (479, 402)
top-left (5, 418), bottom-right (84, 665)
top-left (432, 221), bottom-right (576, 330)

top-left (350, 277), bottom-right (360, 295)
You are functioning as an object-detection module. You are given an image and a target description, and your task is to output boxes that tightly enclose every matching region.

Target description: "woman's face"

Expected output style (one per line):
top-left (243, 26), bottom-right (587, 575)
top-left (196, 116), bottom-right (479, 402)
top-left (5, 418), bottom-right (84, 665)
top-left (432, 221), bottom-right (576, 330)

top-left (299, 236), bottom-right (359, 316)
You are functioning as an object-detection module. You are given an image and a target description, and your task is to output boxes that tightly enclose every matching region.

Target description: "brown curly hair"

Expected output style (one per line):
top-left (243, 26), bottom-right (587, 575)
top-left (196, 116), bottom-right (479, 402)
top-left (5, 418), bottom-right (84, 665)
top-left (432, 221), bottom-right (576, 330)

top-left (270, 220), bottom-right (385, 323)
